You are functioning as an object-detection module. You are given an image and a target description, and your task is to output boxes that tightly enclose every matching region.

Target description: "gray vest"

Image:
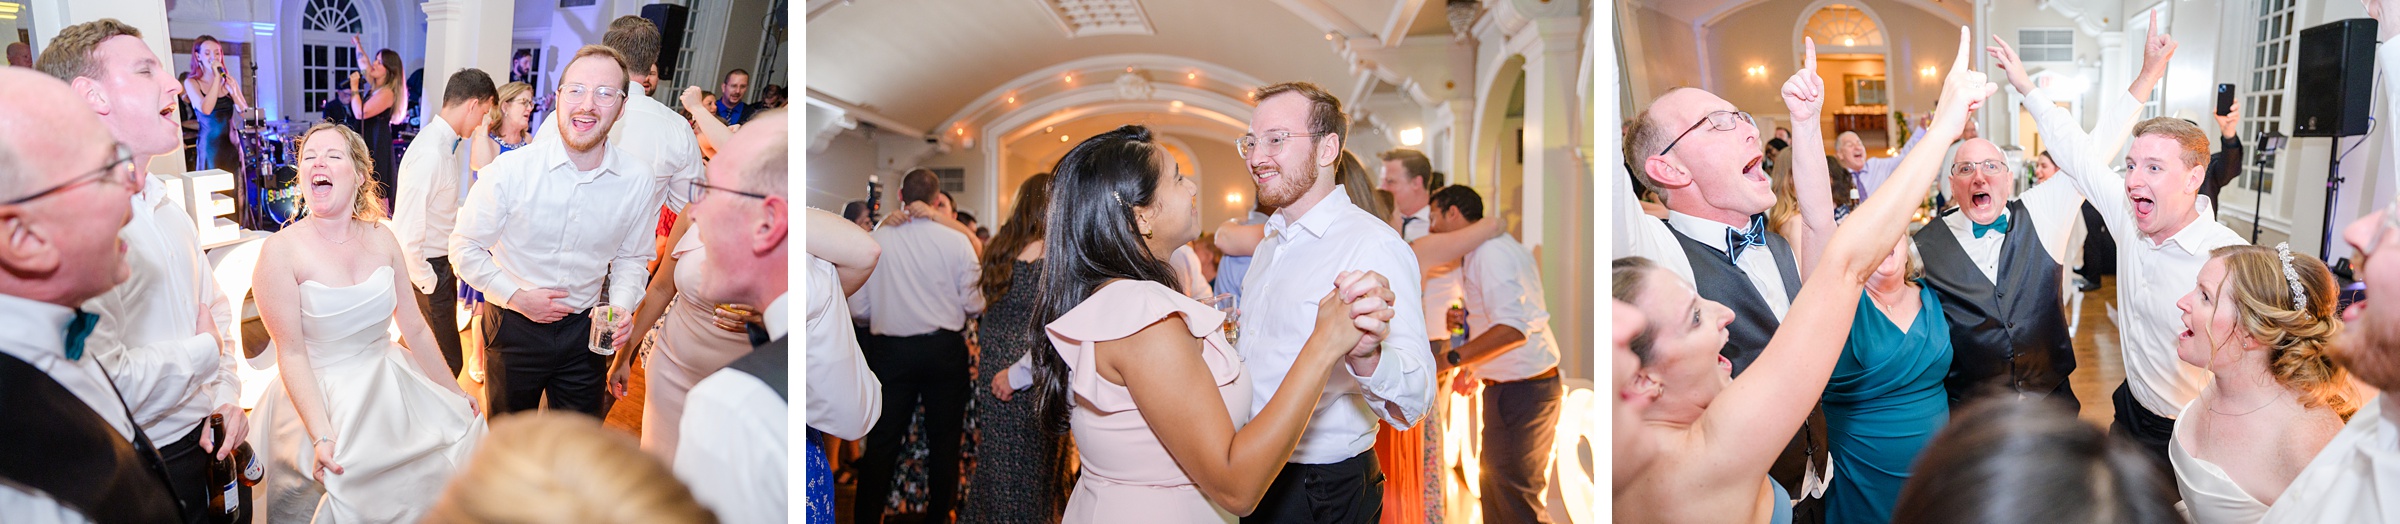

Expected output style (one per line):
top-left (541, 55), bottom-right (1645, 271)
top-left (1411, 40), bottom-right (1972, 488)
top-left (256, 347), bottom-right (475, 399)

top-left (1914, 200), bottom-right (2076, 407)
top-left (1670, 225), bottom-right (1802, 377)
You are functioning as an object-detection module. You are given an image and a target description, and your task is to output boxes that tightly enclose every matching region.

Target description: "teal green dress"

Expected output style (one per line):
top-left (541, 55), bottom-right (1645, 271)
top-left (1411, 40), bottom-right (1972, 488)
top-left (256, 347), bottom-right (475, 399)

top-left (1823, 282), bottom-right (1952, 524)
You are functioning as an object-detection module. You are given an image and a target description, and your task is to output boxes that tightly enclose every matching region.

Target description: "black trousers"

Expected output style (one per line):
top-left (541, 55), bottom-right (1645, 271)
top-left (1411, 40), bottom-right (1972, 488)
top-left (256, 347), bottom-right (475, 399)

top-left (2109, 381), bottom-right (2177, 493)
top-left (855, 330), bottom-right (970, 524)
top-left (479, 302), bottom-right (605, 419)
top-left (160, 423), bottom-right (248, 524)
top-left (1481, 372), bottom-right (1562, 524)
top-left (413, 256), bottom-right (464, 377)
top-left (1244, 449), bottom-right (1383, 524)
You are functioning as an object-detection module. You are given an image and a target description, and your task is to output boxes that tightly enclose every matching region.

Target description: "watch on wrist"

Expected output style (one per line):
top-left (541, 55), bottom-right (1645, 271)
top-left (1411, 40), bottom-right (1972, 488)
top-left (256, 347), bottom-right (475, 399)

top-left (1446, 350), bottom-right (1462, 366)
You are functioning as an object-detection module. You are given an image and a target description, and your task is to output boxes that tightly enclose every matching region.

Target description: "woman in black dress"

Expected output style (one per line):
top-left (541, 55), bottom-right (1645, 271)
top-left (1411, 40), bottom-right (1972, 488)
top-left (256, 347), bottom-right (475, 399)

top-left (965, 173), bottom-right (1071, 522)
top-left (347, 47), bottom-right (402, 208)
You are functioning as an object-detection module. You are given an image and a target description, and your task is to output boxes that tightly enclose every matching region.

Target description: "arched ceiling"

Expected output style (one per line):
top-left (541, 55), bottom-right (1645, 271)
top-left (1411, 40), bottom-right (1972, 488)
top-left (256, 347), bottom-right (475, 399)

top-left (806, 0), bottom-right (1455, 132)
top-left (1627, 0), bottom-right (1968, 27)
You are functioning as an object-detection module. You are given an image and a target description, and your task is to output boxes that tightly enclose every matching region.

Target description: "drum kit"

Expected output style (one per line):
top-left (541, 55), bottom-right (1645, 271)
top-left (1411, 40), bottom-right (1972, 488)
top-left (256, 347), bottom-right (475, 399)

top-left (232, 115), bottom-right (301, 231)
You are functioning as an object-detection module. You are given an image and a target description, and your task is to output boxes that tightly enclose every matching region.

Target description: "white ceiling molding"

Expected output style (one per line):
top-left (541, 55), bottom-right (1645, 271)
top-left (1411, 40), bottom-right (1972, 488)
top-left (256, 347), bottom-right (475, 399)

top-left (1270, 0), bottom-right (1376, 40)
top-left (2037, 0), bottom-right (2116, 37)
top-left (1695, 0), bottom-right (1966, 28)
top-left (986, 86), bottom-right (1254, 145)
top-left (1034, 0), bottom-right (1156, 38)
top-left (805, 88), bottom-right (929, 139)
top-left (803, 99), bottom-right (861, 153)
top-left (1381, 0), bottom-right (1435, 48)
top-left (934, 54), bottom-right (1267, 138)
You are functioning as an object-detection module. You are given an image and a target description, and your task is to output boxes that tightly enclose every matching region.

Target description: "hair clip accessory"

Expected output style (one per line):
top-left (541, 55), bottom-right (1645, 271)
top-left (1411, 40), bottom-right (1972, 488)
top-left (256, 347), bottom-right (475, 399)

top-left (2276, 242), bottom-right (2307, 313)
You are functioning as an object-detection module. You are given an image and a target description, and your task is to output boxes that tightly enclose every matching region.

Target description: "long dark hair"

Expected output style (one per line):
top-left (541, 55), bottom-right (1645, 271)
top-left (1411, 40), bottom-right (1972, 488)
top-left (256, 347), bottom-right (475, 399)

top-left (1891, 398), bottom-right (2182, 524)
top-left (373, 49), bottom-right (403, 91)
top-left (979, 173), bottom-right (1054, 308)
top-left (1030, 125), bottom-right (1179, 434)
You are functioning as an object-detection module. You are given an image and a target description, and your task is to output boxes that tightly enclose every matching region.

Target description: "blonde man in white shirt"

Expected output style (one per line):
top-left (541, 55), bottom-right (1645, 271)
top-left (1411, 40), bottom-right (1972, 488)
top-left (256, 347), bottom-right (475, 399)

top-left (534, 16), bottom-right (706, 228)
top-left (676, 110), bottom-right (797, 524)
top-left (1234, 81), bottom-right (1434, 523)
top-left (451, 46), bottom-right (656, 420)
top-left (394, 68), bottom-right (496, 378)
top-left (1996, 19), bottom-right (2243, 466)
top-left (2259, 2), bottom-right (2400, 520)
top-left (0, 65), bottom-right (173, 524)
top-left (40, 19), bottom-right (247, 523)
top-left (1425, 184), bottom-right (1561, 523)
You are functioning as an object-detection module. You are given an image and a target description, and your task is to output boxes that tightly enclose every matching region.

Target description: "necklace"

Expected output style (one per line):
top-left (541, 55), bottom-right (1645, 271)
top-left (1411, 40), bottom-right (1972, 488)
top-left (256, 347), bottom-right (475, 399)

top-left (1865, 283), bottom-right (1910, 314)
top-left (2206, 388), bottom-right (2285, 417)
top-left (316, 219), bottom-right (360, 245)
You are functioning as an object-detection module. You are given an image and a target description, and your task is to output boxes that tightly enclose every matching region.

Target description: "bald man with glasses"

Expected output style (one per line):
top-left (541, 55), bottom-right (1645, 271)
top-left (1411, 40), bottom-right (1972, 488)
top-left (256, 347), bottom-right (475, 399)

top-left (1909, 138), bottom-right (2087, 411)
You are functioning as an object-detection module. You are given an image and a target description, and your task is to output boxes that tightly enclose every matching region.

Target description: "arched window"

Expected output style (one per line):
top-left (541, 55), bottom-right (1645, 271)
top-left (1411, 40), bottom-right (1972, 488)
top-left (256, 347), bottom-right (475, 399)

top-left (1804, 5), bottom-right (1883, 49)
top-left (299, 0), bottom-right (365, 113)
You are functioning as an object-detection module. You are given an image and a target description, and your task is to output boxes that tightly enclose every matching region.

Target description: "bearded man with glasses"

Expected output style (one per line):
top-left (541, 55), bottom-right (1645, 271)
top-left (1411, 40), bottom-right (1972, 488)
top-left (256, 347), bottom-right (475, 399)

top-left (451, 46), bottom-right (660, 421)
top-left (1614, 40), bottom-right (1844, 521)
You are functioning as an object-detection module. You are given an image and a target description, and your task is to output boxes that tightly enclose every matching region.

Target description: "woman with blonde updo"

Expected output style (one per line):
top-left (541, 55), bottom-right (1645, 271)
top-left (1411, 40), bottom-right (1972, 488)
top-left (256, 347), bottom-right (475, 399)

top-left (425, 413), bottom-right (714, 524)
top-left (2167, 243), bottom-right (2358, 523)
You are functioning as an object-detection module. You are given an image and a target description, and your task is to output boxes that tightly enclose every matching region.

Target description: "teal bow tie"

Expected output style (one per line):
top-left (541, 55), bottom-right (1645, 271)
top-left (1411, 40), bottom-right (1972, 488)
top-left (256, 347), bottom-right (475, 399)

top-left (1973, 213), bottom-right (2012, 239)
top-left (63, 310), bottom-right (99, 361)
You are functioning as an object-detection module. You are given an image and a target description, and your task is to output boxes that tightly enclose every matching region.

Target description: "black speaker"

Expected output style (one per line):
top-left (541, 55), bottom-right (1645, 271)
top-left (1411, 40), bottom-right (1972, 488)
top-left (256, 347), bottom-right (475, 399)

top-left (640, 4), bottom-right (690, 80)
top-left (2294, 18), bottom-right (2377, 137)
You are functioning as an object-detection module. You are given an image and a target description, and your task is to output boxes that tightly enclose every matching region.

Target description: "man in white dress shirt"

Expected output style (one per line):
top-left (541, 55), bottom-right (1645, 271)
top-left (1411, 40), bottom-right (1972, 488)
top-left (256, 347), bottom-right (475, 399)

top-left (2006, 25), bottom-right (2241, 468)
top-left (533, 17), bottom-right (705, 228)
top-left (848, 167), bottom-right (982, 523)
top-left (0, 64), bottom-right (178, 524)
top-left (393, 68), bottom-right (495, 377)
top-left (451, 46), bottom-right (655, 420)
top-left (1425, 185), bottom-right (1561, 523)
top-left (39, 19), bottom-right (245, 523)
top-left (1235, 81), bottom-right (1433, 523)
top-left (2259, 4), bottom-right (2400, 519)
top-left (676, 110), bottom-right (794, 524)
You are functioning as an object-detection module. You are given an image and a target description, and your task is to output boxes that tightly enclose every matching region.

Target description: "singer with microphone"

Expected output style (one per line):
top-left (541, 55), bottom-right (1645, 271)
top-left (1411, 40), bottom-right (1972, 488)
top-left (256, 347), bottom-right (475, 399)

top-left (184, 35), bottom-right (251, 176)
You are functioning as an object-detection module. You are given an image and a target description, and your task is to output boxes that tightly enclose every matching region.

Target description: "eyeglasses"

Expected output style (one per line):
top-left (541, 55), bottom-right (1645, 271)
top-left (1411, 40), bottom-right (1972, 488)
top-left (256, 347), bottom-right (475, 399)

top-left (1951, 160), bottom-right (2007, 178)
top-left (6, 143), bottom-right (137, 205)
top-left (1236, 130), bottom-right (1329, 159)
top-left (1657, 110), bottom-right (1755, 156)
top-left (557, 84), bottom-right (626, 108)
top-left (674, 177), bottom-right (771, 205)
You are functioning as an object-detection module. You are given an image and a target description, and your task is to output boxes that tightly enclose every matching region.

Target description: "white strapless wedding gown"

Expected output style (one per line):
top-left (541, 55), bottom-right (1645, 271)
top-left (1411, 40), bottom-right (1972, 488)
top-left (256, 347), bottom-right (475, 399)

top-left (249, 266), bottom-right (485, 523)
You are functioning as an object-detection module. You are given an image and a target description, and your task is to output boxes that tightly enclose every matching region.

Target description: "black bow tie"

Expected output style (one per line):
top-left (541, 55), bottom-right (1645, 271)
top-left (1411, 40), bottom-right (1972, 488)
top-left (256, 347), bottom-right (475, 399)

top-left (1725, 214), bottom-right (1769, 263)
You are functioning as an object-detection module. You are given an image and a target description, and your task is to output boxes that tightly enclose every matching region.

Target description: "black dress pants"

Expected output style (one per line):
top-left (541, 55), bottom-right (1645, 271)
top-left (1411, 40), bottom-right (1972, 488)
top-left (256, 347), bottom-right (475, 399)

top-left (2109, 381), bottom-right (2178, 499)
top-left (479, 302), bottom-right (605, 419)
top-left (1244, 449), bottom-right (1383, 524)
top-left (855, 329), bottom-right (970, 524)
top-left (412, 256), bottom-right (464, 376)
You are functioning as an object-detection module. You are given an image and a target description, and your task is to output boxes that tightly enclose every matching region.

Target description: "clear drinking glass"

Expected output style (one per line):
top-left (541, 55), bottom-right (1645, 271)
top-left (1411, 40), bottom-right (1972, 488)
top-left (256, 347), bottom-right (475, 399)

top-left (589, 307), bottom-right (621, 356)
top-left (1201, 293), bottom-right (1239, 347)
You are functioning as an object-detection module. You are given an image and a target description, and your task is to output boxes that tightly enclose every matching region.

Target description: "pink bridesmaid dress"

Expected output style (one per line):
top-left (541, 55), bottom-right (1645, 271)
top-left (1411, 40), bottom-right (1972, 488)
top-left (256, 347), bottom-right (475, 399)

top-left (1047, 279), bottom-right (1250, 523)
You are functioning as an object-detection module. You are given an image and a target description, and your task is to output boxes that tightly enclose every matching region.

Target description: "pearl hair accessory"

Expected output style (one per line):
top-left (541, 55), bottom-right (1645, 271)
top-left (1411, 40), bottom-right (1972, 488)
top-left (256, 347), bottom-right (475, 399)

top-left (2276, 243), bottom-right (2307, 313)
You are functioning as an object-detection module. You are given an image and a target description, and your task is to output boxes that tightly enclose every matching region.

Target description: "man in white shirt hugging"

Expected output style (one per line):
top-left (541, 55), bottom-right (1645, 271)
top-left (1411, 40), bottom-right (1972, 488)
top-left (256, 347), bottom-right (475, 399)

top-left (1425, 184), bottom-right (1561, 523)
top-left (1234, 81), bottom-right (1434, 523)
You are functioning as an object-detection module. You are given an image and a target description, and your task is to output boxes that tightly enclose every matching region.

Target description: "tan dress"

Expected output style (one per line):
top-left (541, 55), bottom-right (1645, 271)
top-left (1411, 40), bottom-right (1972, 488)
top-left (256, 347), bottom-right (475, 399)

top-left (643, 229), bottom-right (752, 463)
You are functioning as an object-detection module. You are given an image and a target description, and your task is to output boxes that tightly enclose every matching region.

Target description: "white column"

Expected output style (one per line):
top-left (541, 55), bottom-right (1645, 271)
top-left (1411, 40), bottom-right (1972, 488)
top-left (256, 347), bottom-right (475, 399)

top-left (27, 0), bottom-right (182, 174)
top-left (246, 21), bottom-right (285, 121)
top-left (1515, 0), bottom-right (1589, 367)
top-left (419, 0), bottom-right (514, 124)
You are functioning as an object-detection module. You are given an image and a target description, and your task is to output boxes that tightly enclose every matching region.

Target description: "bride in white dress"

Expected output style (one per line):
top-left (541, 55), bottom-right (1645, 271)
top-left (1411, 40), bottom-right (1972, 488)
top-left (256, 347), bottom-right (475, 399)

top-left (2167, 244), bottom-right (2356, 523)
top-left (251, 123), bottom-right (486, 523)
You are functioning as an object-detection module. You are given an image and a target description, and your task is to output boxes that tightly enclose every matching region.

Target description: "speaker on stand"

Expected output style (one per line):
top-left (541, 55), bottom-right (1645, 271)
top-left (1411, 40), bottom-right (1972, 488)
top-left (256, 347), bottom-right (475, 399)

top-left (2293, 17), bottom-right (2377, 260)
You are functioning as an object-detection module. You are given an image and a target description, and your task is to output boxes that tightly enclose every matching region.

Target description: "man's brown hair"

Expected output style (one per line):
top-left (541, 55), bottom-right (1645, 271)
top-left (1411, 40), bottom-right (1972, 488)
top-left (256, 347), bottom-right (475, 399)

top-left (1253, 81), bottom-right (1346, 148)
top-left (1378, 148), bottom-right (1434, 189)
top-left (568, 45), bottom-right (631, 87)
top-left (901, 168), bottom-right (940, 205)
top-left (34, 18), bottom-right (142, 82)
top-left (600, 16), bottom-right (660, 79)
top-left (2129, 117), bottom-right (2210, 169)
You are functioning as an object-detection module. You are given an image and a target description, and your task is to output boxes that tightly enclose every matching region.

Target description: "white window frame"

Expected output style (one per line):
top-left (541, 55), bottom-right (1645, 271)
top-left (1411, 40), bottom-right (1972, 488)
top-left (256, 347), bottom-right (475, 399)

top-left (2240, 0), bottom-right (2300, 195)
